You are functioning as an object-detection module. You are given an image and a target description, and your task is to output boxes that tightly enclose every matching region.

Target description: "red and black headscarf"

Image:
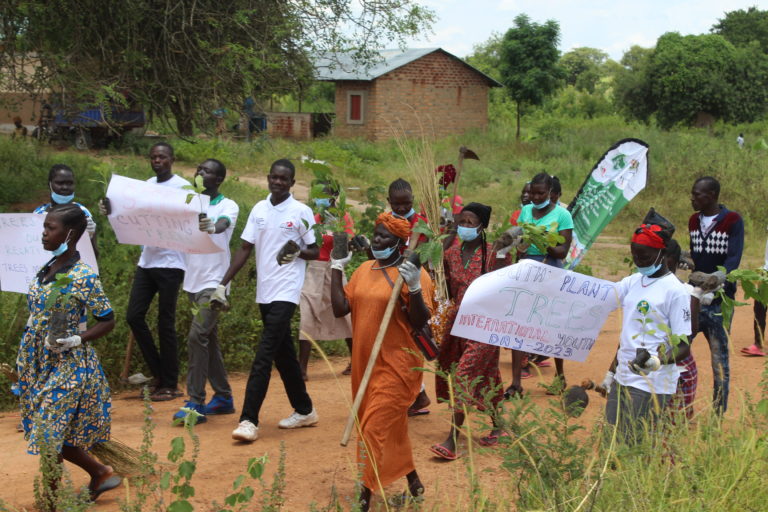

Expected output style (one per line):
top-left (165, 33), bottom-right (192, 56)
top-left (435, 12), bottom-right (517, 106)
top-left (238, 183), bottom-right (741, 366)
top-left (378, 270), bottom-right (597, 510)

top-left (631, 224), bottom-right (667, 249)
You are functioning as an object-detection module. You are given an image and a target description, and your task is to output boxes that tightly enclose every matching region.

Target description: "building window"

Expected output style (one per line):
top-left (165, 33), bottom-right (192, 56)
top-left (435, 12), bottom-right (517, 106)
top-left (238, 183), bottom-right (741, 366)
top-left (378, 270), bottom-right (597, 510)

top-left (347, 91), bottom-right (365, 124)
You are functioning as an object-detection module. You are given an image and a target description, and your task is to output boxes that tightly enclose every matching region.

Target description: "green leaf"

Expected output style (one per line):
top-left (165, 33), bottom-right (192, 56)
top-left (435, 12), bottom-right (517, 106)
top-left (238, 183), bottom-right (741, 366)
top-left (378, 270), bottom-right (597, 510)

top-left (247, 456), bottom-right (266, 479)
top-left (185, 193), bottom-right (194, 204)
top-left (232, 474), bottom-right (245, 490)
top-left (172, 483), bottom-right (195, 499)
top-left (241, 485), bottom-right (255, 501)
top-left (303, 161), bottom-right (332, 175)
top-left (160, 471), bottom-right (171, 490)
top-left (168, 500), bottom-right (194, 512)
top-left (193, 174), bottom-right (204, 190)
top-left (168, 436), bottom-right (185, 462)
top-left (178, 460), bottom-right (196, 479)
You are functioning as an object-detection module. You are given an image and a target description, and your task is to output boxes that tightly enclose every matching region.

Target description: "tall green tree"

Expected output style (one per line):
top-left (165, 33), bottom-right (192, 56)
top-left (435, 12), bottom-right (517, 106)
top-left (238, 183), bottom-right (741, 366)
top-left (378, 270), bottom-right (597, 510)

top-left (559, 47), bottom-right (608, 93)
top-left (712, 7), bottom-right (768, 53)
top-left (612, 45), bottom-right (655, 122)
top-left (498, 14), bottom-right (563, 139)
top-left (0, 0), bottom-right (434, 135)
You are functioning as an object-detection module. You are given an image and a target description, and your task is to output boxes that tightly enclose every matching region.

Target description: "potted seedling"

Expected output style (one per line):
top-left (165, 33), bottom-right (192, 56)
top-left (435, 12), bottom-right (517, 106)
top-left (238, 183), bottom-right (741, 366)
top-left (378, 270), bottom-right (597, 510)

top-left (305, 161), bottom-right (351, 260)
top-left (44, 274), bottom-right (75, 350)
top-left (182, 174), bottom-right (207, 223)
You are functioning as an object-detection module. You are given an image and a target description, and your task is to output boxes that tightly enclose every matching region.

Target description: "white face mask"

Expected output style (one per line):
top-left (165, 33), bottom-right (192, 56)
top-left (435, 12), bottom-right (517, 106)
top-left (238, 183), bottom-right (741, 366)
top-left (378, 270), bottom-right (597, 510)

top-left (51, 229), bottom-right (73, 257)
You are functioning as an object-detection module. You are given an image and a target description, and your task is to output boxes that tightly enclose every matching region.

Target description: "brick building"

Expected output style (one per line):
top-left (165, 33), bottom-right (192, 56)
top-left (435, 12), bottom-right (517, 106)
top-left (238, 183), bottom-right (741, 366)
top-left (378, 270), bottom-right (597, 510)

top-left (315, 48), bottom-right (501, 141)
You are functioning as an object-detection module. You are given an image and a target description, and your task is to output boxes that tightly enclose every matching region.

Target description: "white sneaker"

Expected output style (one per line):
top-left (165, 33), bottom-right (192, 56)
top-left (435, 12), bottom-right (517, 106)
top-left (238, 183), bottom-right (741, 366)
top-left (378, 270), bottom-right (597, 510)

top-left (278, 408), bottom-right (319, 429)
top-left (231, 420), bottom-right (259, 442)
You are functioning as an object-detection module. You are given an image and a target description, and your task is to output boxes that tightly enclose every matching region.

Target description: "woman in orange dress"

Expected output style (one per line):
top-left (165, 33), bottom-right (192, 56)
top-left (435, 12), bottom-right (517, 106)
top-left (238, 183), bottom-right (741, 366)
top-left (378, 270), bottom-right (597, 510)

top-left (330, 212), bottom-right (435, 511)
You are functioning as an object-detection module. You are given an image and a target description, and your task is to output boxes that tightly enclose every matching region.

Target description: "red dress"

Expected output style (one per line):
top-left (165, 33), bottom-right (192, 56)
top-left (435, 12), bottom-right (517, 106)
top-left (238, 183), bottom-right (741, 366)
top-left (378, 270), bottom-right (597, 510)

top-left (436, 243), bottom-right (510, 409)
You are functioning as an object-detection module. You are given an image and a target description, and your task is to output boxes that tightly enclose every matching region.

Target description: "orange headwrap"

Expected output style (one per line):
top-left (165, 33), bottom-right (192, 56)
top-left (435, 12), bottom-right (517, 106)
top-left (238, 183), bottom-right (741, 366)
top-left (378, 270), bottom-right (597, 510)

top-left (376, 212), bottom-right (412, 241)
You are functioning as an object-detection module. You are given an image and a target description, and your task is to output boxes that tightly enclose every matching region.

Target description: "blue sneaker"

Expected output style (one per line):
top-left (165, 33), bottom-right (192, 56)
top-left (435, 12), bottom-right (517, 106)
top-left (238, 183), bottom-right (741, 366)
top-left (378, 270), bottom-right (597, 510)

top-left (204, 395), bottom-right (236, 415)
top-left (173, 401), bottom-right (207, 424)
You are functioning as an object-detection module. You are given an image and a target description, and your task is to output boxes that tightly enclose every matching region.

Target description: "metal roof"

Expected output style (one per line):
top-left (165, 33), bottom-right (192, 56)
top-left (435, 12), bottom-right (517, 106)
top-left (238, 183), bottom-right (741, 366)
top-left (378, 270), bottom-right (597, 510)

top-left (314, 48), bottom-right (502, 87)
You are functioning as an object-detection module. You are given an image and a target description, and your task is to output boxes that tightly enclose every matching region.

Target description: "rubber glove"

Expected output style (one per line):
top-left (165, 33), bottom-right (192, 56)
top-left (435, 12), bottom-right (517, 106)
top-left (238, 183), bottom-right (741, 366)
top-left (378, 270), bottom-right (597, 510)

top-left (398, 260), bottom-right (421, 293)
top-left (211, 284), bottom-right (229, 310)
top-left (86, 217), bottom-right (97, 237)
top-left (48, 335), bottom-right (82, 353)
top-left (331, 252), bottom-right (353, 272)
top-left (199, 216), bottom-right (215, 234)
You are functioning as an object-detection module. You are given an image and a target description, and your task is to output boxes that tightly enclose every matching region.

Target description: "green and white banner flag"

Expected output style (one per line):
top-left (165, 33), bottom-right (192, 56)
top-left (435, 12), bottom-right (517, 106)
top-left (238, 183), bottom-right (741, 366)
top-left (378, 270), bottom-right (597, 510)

top-left (566, 138), bottom-right (649, 269)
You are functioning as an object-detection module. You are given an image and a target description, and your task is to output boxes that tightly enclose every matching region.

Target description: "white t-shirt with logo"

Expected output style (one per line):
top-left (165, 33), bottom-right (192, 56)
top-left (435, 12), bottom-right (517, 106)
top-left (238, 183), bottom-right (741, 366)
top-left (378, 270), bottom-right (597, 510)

top-left (137, 174), bottom-right (191, 271)
top-left (183, 195), bottom-right (239, 293)
top-left (240, 194), bottom-right (316, 305)
top-left (614, 272), bottom-right (692, 395)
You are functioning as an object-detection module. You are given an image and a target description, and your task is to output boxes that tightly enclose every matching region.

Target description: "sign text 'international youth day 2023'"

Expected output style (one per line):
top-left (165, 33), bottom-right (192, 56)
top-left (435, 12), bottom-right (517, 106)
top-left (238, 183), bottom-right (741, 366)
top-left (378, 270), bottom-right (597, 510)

top-left (451, 260), bottom-right (619, 362)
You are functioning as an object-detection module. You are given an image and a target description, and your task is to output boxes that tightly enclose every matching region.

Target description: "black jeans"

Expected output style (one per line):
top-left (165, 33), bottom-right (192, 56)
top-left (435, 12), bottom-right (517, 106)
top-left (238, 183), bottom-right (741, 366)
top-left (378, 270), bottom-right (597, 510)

top-left (127, 266), bottom-right (184, 389)
top-left (240, 301), bottom-right (313, 426)
top-left (755, 301), bottom-right (767, 346)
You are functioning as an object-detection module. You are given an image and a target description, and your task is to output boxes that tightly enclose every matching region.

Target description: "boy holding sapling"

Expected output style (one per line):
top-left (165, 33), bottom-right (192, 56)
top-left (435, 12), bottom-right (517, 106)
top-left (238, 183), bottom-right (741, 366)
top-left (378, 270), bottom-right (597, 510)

top-left (216, 159), bottom-right (320, 443)
top-left (173, 159), bottom-right (239, 424)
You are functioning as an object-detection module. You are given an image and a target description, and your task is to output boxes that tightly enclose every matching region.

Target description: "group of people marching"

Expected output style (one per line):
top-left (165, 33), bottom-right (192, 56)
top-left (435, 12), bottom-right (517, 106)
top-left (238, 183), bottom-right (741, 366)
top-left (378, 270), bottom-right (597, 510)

top-left (14, 141), bottom-right (751, 509)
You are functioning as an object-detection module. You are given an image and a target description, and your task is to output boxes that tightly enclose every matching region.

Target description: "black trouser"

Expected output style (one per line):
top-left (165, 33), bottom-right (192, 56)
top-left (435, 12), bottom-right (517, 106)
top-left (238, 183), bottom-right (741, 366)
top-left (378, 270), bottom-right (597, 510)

top-left (127, 266), bottom-right (184, 389)
top-left (755, 301), bottom-right (767, 346)
top-left (240, 301), bottom-right (313, 426)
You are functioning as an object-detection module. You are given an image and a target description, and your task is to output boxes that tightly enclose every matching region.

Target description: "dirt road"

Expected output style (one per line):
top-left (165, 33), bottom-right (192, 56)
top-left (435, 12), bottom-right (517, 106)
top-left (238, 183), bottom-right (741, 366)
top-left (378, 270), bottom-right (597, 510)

top-left (0, 296), bottom-right (764, 511)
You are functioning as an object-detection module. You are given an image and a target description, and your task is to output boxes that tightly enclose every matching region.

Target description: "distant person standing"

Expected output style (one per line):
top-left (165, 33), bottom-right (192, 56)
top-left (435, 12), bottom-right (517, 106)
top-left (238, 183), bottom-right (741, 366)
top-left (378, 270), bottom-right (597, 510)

top-left (11, 116), bottom-right (27, 139)
top-left (688, 176), bottom-right (744, 414)
top-left (737, 133), bottom-right (745, 149)
top-left (218, 159), bottom-right (320, 443)
top-left (173, 159), bottom-right (239, 424)
top-left (102, 142), bottom-right (190, 402)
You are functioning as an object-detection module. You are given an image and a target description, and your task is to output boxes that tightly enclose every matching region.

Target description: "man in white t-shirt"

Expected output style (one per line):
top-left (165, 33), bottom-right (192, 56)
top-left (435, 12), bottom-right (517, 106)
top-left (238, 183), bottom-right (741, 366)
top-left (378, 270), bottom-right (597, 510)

top-left (212, 159), bottom-right (320, 442)
top-left (603, 224), bottom-right (695, 444)
top-left (173, 158), bottom-right (239, 424)
top-left (119, 143), bottom-right (191, 401)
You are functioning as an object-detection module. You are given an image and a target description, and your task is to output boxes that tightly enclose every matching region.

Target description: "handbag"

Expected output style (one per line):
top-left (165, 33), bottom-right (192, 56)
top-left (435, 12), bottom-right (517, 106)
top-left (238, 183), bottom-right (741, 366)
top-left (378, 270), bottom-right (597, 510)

top-left (380, 268), bottom-right (439, 361)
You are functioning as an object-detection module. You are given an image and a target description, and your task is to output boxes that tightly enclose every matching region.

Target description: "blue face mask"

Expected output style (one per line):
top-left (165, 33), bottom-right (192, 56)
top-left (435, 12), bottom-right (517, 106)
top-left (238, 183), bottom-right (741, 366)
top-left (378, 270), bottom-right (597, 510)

top-left (314, 198), bottom-right (332, 208)
top-left (51, 230), bottom-right (72, 257)
top-left (51, 188), bottom-right (75, 205)
top-left (533, 198), bottom-right (550, 210)
top-left (637, 250), bottom-right (663, 277)
top-left (372, 241), bottom-right (399, 261)
top-left (457, 225), bottom-right (480, 242)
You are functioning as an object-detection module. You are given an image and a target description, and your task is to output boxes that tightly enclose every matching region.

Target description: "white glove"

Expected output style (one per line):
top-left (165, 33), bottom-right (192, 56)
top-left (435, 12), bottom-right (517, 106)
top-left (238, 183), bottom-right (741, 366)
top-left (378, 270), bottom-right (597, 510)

top-left (46, 335), bottom-right (82, 353)
top-left (199, 216), bottom-right (215, 234)
top-left (86, 217), bottom-right (96, 237)
top-left (98, 198), bottom-right (111, 216)
top-left (601, 371), bottom-right (615, 395)
top-left (278, 249), bottom-right (300, 265)
top-left (700, 292), bottom-right (715, 306)
top-left (331, 252), bottom-right (352, 272)
top-left (211, 284), bottom-right (229, 309)
top-left (398, 260), bottom-right (421, 293)
top-left (629, 354), bottom-right (661, 376)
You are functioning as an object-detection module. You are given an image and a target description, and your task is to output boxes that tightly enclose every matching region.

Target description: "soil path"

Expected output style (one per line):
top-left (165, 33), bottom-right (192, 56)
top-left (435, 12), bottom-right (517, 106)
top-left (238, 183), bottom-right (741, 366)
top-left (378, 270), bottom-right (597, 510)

top-left (0, 295), bottom-right (763, 510)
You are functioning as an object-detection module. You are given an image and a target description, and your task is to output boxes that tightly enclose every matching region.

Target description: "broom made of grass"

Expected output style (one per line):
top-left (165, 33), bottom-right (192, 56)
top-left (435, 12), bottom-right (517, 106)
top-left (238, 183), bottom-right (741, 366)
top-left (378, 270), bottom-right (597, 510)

top-left (91, 439), bottom-right (147, 476)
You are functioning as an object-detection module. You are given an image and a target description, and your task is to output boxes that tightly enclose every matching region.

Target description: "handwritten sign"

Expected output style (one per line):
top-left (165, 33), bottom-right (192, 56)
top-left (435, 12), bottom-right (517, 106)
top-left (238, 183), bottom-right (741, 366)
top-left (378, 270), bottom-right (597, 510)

top-left (106, 174), bottom-right (221, 254)
top-left (451, 259), bottom-right (619, 362)
top-left (0, 214), bottom-right (99, 294)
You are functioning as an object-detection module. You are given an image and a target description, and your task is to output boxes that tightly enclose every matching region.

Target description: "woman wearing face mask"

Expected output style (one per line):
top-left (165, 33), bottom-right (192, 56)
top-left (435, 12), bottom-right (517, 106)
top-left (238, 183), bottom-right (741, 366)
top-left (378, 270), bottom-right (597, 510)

top-left (430, 203), bottom-right (511, 460)
top-left (603, 224), bottom-right (693, 444)
top-left (34, 164), bottom-right (98, 256)
top-left (298, 182), bottom-right (355, 379)
top-left (506, 172), bottom-right (574, 396)
top-left (17, 203), bottom-right (121, 501)
top-left (330, 212), bottom-right (434, 511)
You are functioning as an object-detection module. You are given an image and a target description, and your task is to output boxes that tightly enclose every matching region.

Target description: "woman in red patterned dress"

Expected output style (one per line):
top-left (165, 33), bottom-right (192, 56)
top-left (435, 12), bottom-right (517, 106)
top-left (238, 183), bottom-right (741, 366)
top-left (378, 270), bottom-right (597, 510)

top-left (430, 203), bottom-right (511, 460)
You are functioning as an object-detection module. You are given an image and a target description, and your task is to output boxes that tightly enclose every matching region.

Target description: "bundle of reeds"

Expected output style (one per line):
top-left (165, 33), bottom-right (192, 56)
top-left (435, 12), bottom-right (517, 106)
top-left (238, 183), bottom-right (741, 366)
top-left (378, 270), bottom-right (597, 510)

top-left (91, 438), bottom-right (145, 476)
top-left (390, 118), bottom-right (448, 302)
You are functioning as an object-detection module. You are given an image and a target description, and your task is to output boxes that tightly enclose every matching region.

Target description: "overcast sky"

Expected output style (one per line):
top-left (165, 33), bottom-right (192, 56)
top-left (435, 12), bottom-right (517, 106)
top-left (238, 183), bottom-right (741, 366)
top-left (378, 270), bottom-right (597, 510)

top-left (408, 0), bottom-right (768, 60)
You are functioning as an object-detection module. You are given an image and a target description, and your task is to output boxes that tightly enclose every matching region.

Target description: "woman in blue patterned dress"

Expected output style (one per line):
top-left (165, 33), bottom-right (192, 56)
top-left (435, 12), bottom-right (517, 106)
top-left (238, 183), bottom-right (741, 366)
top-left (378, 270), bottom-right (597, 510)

top-left (17, 203), bottom-right (121, 501)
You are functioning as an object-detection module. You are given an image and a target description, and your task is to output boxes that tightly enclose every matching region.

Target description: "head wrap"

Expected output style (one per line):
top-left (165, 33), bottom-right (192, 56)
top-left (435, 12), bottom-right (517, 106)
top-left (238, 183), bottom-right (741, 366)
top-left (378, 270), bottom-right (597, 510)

top-left (461, 202), bottom-right (492, 229)
top-left (631, 224), bottom-right (666, 249)
top-left (12, 116), bottom-right (22, 123)
top-left (377, 212), bottom-right (412, 241)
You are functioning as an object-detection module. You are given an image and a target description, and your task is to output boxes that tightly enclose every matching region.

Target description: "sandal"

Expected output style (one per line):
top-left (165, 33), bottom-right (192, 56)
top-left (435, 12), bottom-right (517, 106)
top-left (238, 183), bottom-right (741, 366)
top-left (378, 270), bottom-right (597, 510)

top-left (89, 468), bottom-right (122, 501)
top-left (150, 388), bottom-right (179, 402)
top-left (479, 431), bottom-right (511, 447)
top-left (504, 384), bottom-right (523, 399)
top-left (408, 407), bottom-right (430, 417)
top-left (429, 443), bottom-right (458, 460)
top-left (741, 345), bottom-right (766, 357)
top-left (341, 362), bottom-right (352, 376)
